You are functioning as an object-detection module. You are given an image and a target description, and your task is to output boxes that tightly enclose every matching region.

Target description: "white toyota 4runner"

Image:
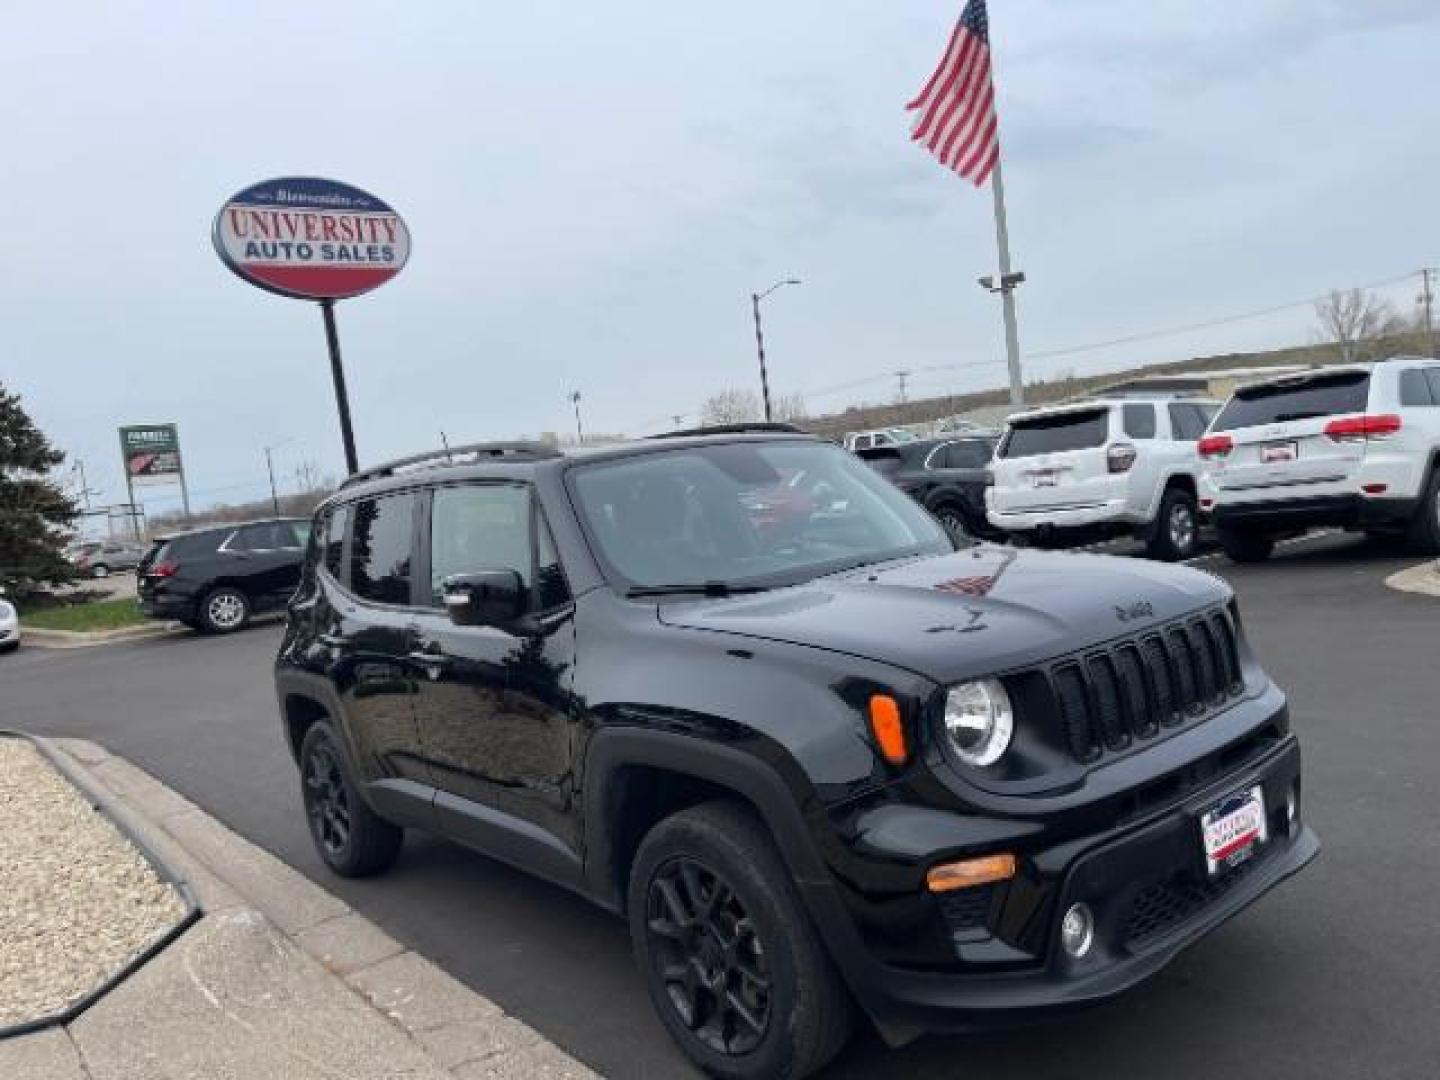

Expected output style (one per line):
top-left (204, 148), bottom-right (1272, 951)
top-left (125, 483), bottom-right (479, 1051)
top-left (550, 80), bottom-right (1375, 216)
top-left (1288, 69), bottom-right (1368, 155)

top-left (986, 393), bottom-right (1219, 560)
top-left (1198, 358), bottom-right (1440, 562)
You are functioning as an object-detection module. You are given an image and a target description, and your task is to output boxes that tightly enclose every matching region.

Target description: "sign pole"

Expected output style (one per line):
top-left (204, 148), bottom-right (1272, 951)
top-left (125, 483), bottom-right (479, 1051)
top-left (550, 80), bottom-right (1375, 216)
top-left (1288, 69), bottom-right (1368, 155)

top-left (320, 299), bottom-right (360, 475)
top-left (123, 472), bottom-right (140, 541)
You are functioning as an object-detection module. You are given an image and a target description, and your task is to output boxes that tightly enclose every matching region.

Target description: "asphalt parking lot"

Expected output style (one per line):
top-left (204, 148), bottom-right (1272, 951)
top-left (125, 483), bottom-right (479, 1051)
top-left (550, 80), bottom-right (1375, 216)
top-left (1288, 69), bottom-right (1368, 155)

top-left (4, 531), bottom-right (1438, 1077)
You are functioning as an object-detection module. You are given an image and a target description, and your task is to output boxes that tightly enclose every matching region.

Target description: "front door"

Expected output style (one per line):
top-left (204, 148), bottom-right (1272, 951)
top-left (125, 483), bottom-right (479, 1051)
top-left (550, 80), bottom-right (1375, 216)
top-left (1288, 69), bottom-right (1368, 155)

top-left (409, 482), bottom-right (580, 853)
top-left (224, 521), bottom-right (305, 610)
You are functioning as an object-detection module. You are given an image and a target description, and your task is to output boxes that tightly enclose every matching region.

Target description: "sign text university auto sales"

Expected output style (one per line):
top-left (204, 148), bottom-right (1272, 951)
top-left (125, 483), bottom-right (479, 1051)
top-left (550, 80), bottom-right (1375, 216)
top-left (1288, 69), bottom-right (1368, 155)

top-left (213, 178), bottom-right (411, 300)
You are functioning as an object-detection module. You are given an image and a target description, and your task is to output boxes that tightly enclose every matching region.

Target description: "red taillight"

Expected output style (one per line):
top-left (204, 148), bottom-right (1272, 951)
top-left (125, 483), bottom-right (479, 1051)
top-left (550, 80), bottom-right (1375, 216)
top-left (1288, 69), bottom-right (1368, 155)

top-left (1198, 433), bottom-right (1234, 459)
top-left (1107, 443), bottom-right (1138, 473)
top-left (148, 561), bottom-right (178, 579)
top-left (1323, 414), bottom-right (1402, 441)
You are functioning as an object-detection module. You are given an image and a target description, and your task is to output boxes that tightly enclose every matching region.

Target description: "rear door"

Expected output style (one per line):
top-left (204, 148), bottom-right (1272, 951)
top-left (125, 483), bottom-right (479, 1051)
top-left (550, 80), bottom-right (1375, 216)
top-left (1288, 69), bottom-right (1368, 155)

top-left (224, 522), bottom-right (302, 610)
top-left (992, 405), bottom-right (1117, 510)
top-left (1206, 370), bottom-right (1372, 494)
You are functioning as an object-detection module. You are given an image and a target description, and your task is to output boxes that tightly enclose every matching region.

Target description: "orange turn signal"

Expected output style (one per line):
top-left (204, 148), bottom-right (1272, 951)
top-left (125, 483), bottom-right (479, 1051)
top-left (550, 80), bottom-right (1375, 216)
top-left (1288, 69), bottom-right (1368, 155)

top-left (926, 853), bottom-right (1017, 893)
top-left (868, 694), bottom-right (908, 765)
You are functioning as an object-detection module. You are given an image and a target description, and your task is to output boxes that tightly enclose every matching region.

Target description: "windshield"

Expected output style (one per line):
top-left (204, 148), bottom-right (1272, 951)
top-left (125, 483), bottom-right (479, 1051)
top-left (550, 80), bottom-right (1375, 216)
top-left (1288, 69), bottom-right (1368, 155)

top-left (569, 441), bottom-right (950, 590)
top-left (1211, 371), bottom-right (1371, 431)
top-left (999, 408), bottom-right (1110, 458)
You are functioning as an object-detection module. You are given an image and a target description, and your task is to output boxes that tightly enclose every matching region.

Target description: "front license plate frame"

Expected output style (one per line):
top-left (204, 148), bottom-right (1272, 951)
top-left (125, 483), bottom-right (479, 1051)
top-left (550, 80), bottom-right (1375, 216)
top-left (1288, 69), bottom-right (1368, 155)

top-left (1200, 785), bottom-right (1268, 876)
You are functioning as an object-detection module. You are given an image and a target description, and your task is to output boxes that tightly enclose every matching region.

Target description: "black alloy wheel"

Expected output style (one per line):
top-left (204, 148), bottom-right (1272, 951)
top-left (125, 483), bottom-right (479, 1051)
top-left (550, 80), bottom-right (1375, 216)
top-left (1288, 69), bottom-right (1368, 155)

top-left (297, 722), bottom-right (403, 877)
top-left (303, 739), bottom-right (351, 859)
top-left (645, 857), bottom-right (773, 1056)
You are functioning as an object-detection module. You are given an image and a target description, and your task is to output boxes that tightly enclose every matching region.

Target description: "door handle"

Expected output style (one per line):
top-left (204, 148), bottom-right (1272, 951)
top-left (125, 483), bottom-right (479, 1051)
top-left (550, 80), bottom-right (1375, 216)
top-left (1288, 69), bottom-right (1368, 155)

top-left (408, 647), bottom-right (450, 669)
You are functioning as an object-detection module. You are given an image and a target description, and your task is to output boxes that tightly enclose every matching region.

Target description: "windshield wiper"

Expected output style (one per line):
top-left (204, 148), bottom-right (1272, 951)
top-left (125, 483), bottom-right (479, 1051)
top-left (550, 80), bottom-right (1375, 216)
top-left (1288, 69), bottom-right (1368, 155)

top-left (626, 581), bottom-right (771, 598)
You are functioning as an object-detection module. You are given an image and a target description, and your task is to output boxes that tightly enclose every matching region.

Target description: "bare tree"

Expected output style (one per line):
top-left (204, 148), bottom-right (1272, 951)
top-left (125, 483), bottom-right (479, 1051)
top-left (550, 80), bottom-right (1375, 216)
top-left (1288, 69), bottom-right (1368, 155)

top-left (772, 393), bottom-right (808, 423)
top-left (700, 389), bottom-right (762, 426)
top-left (1314, 289), bottom-right (1405, 362)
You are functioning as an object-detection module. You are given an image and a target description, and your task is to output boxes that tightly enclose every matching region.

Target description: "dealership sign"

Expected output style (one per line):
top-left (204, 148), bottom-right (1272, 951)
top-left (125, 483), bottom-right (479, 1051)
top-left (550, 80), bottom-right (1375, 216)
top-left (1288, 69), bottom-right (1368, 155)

top-left (119, 424), bottom-right (183, 487)
top-left (212, 177), bottom-right (410, 301)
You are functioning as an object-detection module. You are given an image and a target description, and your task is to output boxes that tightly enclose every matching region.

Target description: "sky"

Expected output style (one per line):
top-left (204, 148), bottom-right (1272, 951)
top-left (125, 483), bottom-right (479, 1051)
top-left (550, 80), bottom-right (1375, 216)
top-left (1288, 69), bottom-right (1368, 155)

top-left (3, 0), bottom-right (1439, 516)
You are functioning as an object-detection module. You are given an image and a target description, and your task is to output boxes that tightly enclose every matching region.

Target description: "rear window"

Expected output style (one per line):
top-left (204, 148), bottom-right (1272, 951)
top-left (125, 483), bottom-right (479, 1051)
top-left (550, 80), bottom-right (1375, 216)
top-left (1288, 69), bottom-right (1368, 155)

top-left (999, 408), bottom-right (1110, 459)
top-left (1211, 372), bottom-right (1371, 432)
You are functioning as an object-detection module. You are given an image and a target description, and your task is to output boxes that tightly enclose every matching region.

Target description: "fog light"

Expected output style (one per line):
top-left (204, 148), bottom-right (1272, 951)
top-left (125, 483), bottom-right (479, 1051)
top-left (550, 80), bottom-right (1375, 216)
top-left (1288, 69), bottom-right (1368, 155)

top-left (1060, 903), bottom-right (1094, 959)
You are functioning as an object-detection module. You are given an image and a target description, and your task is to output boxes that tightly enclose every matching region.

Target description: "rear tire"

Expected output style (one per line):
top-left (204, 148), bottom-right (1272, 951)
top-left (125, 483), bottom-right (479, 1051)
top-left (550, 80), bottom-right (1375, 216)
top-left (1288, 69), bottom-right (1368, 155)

top-left (628, 801), bottom-right (853, 1080)
top-left (930, 501), bottom-right (972, 547)
top-left (299, 721), bottom-right (402, 877)
top-left (199, 586), bottom-right (250, 634)
top-left (1146, 487), bottom-right (1200, 562)
top-left (1219, 528), bottom-right (1275, 563)
top-left (1404, 468), bottom-right (1440, 555)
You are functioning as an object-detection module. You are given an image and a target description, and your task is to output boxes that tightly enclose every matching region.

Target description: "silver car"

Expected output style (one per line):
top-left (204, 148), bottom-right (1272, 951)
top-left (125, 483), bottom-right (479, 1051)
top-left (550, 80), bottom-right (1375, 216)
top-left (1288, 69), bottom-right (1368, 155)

top-left (72, 540), bottom-right (146, 578)
top-left (0, 595), bottom-right (19, 652)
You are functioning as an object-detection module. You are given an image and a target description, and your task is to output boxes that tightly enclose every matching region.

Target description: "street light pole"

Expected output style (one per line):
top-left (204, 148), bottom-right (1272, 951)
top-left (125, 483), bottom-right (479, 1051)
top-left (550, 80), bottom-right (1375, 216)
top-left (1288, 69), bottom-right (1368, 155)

top-left (750, 278), bottom-right (801, 422)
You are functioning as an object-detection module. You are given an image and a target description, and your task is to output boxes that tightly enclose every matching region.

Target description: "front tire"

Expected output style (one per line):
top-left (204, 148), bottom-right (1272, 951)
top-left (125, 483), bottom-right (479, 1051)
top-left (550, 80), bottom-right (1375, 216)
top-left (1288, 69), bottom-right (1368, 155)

top-left (299, 721), bottom-right (402, 877)
top-left (628, 802), bottom-right (853, 1080)
top-left (199, 586), bottom-right (250, 634)
top-left (1219, 528), bottom-right (1275, 563)
top-left (1147, 487), bottom-right (1200, 562)
top-left (930, 501), bottom-right (972, 547)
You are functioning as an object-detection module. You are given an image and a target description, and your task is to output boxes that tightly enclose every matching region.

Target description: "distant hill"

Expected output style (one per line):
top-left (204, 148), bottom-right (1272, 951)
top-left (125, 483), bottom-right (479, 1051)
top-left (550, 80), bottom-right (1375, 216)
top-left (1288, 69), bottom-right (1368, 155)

top-left (799, 329), bottom-right (1433, 439)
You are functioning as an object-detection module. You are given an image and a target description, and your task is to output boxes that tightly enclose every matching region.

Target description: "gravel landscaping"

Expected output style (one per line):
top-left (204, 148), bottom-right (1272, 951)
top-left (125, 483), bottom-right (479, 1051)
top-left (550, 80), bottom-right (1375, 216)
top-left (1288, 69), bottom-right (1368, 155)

top-left (0, 739), bottom-right (186, 1029)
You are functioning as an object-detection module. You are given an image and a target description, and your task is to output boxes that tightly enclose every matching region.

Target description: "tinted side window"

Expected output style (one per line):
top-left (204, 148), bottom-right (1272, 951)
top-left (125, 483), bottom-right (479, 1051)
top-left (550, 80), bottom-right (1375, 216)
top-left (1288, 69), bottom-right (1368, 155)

top-left (351, 493), bottom-right (416, 605)
top-left (944, 440), bottom-right (991, 468)
top-left (1426, 370), bottom-right (1440, 405)
top-left (429, 485), bottom-right (532, 604)
top-left (1168, 403), bottom-right (1206, 440)
top-left (1400, 369), bottom-right (1435, 407)
top-left (322, 506), bottom-right (348, 579)
top-left (1123, 403), bottom-right (1157, 439)
top-left (234, 523), bottom-right (286, 550)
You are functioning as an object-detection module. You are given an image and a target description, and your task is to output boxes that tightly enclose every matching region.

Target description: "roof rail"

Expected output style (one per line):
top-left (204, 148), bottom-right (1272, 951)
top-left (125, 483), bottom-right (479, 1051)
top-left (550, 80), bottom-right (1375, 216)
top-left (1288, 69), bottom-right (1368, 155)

top-left (341, 441), bottom-right (561, 489)
top-left (645, 422), bottom-right (806, 440)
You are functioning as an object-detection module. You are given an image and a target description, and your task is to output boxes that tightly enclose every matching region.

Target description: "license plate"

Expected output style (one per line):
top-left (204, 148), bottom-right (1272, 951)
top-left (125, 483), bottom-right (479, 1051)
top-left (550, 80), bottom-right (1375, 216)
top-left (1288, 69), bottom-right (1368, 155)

top-left (1029, 470), bottom-right (1057, 488)
top-left (1200, 786), bottom-right (1268, 876)
top-left (1260, 441), bottom-right (1297, 464)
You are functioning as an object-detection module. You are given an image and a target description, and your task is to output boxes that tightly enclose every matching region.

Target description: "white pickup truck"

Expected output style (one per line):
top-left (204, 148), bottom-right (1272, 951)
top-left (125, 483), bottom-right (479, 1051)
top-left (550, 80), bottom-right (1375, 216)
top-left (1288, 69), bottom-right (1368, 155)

top-left (986, 393), bottom-right (1219, 560)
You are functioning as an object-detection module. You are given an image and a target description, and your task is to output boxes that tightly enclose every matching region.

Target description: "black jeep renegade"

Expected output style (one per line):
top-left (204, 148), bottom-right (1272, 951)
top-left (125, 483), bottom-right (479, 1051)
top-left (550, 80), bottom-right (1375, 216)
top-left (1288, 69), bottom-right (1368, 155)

top-left (275, 429), bottom-right (1318, 1079)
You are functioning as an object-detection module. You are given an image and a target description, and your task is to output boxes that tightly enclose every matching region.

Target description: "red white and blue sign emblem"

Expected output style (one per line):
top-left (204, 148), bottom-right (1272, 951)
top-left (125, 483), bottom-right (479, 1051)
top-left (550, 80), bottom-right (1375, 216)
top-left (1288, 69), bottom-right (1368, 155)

top-left (213, 177), bottom-right (410, 301)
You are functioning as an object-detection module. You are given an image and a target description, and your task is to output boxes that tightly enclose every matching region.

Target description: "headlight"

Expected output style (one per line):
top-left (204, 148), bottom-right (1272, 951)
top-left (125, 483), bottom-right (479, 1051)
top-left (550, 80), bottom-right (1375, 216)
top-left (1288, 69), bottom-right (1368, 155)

top-left (0, 601), bottom-right (13, 619)
top-left (944, 679), bottom-right (1014, 767)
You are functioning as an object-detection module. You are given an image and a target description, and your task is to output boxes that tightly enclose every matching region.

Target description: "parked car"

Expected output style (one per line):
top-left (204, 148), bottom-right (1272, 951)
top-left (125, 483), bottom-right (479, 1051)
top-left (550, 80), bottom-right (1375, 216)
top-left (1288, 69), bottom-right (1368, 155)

top-left (843, 427), bottom-right (918, 452)
top-left (858, 433), bottom-right (1000, 543)
top-left (276, 429), bottom-right (1317, 1079)
top-left (71, 539), bottom-right (147, 578)
top-left (0, 592), bottom-right (18, 652)
top-left (986, 393), bottom-right (1220, 560)
top-left (1199, 358), bottom-right (1440, 561)
top-left (137, 518), bottom-right (310, 633)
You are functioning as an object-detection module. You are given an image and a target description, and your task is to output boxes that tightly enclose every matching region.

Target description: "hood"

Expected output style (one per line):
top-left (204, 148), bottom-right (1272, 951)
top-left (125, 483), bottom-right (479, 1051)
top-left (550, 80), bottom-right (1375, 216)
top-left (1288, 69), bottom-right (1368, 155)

top-left (657, 546), bottom-right (1230, 685)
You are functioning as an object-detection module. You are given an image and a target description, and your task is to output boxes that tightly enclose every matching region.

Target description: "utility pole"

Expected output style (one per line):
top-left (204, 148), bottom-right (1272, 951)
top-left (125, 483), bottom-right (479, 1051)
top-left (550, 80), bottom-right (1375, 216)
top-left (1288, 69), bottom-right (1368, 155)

top-left (895, 370), bottom-right (911, 404)
top-left (74, 460), bottom-right (92, 511)
top-left (570, 391), bottom-right (584, 444)
top-left (263, 438), bottom-right (293, 518)
top-left (750, 278), bottom-right (802, 422)
top-left (1421, 268), bottom-right (1436, 359)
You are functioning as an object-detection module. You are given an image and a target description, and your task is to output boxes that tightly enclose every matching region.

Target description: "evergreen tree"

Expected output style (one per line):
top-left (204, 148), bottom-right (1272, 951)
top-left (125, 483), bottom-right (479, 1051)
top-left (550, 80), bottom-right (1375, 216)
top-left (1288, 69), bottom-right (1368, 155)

top-left (0, 384), bottom-right (78, 595)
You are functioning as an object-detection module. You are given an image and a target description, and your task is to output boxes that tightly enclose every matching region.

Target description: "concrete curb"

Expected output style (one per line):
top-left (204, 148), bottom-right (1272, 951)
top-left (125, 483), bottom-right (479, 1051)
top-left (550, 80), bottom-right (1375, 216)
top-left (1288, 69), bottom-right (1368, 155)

top-left (19, 737), bottom-right (598, 1079)
top-left (20, 622), bottom-right (187, 649)
top-left (1384, 560), bottom-right (1440, 597)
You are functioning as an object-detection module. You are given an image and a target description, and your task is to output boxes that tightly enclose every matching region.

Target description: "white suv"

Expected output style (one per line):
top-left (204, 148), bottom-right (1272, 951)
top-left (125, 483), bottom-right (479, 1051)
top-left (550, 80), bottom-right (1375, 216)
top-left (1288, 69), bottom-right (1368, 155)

top-left (986, 394), bottom-right (1219, 560)
top-left (1198, 358), bottom-right (1440, 561)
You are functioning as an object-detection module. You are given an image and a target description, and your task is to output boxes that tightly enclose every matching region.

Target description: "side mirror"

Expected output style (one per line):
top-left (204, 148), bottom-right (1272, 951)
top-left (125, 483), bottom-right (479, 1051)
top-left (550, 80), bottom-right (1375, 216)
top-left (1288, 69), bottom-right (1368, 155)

top-left (442, 570), bottom-right (527, 628)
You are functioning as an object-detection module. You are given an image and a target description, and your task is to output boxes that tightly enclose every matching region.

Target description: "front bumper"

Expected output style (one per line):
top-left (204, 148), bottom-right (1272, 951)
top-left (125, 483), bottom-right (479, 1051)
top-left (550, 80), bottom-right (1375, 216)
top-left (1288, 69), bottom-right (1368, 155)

top-left (803, 727), bottom-right (1318, 1043)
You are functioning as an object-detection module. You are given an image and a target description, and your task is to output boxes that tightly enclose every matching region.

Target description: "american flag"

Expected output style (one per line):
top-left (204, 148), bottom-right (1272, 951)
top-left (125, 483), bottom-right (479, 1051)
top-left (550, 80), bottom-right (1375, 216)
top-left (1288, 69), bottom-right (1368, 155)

top-left (906, 0), bottom-right (1000, 187)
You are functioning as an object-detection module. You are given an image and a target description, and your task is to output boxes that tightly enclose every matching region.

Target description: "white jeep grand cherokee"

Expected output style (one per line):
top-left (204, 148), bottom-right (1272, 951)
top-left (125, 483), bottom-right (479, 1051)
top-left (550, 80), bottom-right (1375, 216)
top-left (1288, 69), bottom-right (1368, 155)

top-left (986, 393), bottom-right (1219, 560)
top-left (1199, 358), bottom-right (1440, 562)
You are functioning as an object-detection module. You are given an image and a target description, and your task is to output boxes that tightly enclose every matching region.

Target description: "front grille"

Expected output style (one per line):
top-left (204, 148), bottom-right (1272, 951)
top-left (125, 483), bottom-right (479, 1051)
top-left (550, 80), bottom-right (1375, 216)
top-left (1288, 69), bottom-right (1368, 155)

top-left (1048, 609), bottom-right (1244, 762)
top-left (1123, 858), bottom-right (1259, 951)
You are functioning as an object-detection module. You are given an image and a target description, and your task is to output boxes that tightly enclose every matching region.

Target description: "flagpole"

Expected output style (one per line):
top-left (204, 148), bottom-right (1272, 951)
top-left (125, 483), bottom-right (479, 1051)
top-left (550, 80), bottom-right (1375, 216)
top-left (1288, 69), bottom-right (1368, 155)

top-left (989, 157), bottom-right (1025, 407)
